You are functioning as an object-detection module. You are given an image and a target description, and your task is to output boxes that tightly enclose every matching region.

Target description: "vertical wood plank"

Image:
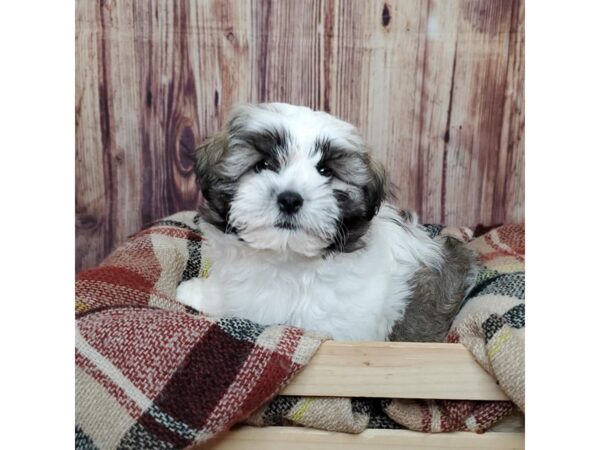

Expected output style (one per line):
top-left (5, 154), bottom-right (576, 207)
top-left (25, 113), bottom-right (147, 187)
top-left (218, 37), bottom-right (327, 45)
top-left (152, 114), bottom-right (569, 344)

top-left (102, 0), bottom-right (145, 249)
top-left (408, 0), bottom-right (461, 223)
top-left (76, 0), bottom-right (106, 272)
top-left (132, 1), bottom-right (202, 224)
top-left (442, 0), bottom-right (518, 226)
top-left (497, 0), bottom-right (524, 224)
top-left (75, 0), bottom-right (524, 271)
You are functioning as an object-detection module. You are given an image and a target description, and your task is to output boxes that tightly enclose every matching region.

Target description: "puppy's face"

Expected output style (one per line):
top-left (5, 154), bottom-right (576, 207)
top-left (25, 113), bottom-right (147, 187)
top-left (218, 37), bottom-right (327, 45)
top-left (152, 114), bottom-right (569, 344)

top-left (196, 103), bottom-right (385, 257)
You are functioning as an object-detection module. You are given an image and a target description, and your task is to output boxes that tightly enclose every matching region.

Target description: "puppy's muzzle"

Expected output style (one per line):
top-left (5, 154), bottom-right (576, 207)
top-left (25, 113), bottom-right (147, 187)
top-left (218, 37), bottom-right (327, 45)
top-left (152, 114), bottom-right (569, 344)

top-left (277, 191), bottom-right (303, 215)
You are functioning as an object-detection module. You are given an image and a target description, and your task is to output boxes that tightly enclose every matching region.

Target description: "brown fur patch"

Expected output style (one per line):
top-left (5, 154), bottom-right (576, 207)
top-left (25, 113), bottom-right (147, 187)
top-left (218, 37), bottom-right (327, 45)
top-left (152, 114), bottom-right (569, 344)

top-left (388, 236), bottom-right (479, 342)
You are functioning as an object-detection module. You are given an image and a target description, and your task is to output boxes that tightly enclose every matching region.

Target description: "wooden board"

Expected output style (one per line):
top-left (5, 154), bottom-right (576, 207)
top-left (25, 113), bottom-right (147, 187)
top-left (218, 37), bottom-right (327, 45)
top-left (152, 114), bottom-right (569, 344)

top-left (201, 427), bottom-right (525, 450)
top-left (281, 341), bottom-right (508, 400)
top-left (76, 0), bottom-right (524, 271)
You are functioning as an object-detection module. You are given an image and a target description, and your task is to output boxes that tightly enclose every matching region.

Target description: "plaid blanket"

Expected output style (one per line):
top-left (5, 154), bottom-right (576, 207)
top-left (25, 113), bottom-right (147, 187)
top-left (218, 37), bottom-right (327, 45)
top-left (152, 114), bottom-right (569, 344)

top-left (385, 224), bottom-right (525, 432)
top-left (76, 212), bottom-right (524, 449)
top-left (75, 212), bottom-right (325, 449)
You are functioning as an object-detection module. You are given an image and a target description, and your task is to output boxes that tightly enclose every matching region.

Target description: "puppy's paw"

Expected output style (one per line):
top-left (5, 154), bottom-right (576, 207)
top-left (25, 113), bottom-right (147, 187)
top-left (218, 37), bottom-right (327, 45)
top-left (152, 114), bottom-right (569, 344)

top-left (176, 278), bottom-right (205, 311)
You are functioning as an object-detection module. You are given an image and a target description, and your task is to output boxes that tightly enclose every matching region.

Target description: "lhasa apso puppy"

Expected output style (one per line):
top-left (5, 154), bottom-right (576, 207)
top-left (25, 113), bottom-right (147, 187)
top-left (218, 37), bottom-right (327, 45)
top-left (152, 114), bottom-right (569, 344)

top-left (177, 103), bottom-right (477, 341)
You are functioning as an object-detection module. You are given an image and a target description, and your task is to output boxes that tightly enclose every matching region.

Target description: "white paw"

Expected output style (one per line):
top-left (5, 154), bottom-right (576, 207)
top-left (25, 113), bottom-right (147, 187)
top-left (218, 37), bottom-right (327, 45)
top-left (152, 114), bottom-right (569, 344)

top-left (176, 278), bottom-right (205, 311)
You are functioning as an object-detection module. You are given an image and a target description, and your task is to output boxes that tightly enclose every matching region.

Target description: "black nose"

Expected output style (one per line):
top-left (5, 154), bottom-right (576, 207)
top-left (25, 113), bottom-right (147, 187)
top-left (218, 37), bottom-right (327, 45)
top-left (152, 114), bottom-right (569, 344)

top-left (277, 191), bottom-right (304, 214)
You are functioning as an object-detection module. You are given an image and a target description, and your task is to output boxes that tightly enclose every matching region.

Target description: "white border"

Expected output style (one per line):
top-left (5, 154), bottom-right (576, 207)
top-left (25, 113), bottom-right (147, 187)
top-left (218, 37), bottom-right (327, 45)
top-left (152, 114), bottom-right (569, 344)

top-left (527, 0), bottom-right (600, 448)
top-left (0, 2), bottom-right (74, 448)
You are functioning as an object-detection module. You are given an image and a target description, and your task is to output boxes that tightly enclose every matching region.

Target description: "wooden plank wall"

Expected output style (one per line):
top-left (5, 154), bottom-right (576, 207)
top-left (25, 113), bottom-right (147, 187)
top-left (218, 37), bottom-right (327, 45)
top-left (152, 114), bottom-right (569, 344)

top-left (76, 0), bottom-right (524, 272)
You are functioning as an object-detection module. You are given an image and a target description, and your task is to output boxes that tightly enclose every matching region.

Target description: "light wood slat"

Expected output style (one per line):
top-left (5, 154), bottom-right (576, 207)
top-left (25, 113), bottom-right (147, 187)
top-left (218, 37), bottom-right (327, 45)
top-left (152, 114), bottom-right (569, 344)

top-left (281, 341), bottom-right (508, 400)
top-left (201, 426), bottom-right (524, 450)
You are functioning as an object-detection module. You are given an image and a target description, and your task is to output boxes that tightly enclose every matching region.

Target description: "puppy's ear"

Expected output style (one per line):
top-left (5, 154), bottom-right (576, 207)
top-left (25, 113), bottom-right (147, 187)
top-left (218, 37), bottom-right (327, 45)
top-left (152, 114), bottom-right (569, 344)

top-left (195, 132), bottom-right (235, 231)
top-left (195, 104), bottom-right (253, 192)
top-left (195, 132), bottom-right (228, 197)
top-left (363, 155), bottom-right (387, 220)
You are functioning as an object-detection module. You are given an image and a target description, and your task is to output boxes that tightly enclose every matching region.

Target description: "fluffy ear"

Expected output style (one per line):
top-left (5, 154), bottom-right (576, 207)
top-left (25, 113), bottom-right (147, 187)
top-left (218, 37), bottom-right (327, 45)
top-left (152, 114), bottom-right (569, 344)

top-left (194, 132), bottom-right (234, 231)
top-left (195, 132), bottom-right (228, 197)
top-left (363, 155), bottom-right (387, 220)
top-left (195, 104), bottom-right (255, 193)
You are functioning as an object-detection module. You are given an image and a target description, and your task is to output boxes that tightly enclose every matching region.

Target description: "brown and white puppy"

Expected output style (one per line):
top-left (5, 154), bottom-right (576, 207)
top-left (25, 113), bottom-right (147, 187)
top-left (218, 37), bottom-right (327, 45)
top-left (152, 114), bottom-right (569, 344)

top-left (177, 103), bottom-right (477, 341)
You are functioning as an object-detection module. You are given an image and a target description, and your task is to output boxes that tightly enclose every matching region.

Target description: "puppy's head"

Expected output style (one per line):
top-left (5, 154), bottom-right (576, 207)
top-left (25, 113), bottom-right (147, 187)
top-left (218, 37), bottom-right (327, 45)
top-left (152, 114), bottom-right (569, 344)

top-left (196, 103), bottom-right (386, 257)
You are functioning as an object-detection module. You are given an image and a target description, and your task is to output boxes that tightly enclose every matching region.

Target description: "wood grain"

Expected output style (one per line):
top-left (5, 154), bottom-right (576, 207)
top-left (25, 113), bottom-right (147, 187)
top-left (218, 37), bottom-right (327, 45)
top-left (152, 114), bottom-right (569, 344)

top-left (281, 341), bottom-right (508, 400)
top-left (76, 0), bottom-right (524, 271)
top-left (200, 427), bottom-right (525, 450)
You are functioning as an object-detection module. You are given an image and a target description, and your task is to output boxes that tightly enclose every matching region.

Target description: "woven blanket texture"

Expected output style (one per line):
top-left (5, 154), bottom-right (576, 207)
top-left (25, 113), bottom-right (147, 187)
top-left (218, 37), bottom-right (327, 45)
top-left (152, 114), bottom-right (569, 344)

top-left (75, 212), bottom-right (325, 450)
top-left (75, 212), bottom-right (524, 448)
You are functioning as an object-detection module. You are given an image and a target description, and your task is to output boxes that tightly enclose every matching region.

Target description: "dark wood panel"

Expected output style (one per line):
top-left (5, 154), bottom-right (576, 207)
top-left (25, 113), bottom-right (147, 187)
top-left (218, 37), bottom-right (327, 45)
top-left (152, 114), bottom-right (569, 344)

top-left (75, 0), bottom-right (524, 271)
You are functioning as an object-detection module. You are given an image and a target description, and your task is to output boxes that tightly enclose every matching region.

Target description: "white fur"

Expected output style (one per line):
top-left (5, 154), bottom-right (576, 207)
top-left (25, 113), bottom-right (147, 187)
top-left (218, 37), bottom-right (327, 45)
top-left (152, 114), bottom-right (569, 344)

top-left (226, 103), bottom-right (366, 257)
top-left (176, 103), bottom-right (445, 341)
top-left (177, 205), bottom-right (443, 341)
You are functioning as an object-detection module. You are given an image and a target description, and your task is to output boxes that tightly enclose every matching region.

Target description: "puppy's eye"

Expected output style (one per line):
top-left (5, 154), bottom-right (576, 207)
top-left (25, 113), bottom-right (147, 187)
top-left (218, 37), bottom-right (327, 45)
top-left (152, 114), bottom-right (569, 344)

top-left (254, 160), bottom-right (276, 173)
top-left (317, 164), bottom-right (333, 177)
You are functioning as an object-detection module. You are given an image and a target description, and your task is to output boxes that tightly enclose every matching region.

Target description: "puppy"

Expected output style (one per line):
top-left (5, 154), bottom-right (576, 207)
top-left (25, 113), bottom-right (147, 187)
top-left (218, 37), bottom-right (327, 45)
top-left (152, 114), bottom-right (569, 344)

top-left (176, 103), bottom-right (477, 341)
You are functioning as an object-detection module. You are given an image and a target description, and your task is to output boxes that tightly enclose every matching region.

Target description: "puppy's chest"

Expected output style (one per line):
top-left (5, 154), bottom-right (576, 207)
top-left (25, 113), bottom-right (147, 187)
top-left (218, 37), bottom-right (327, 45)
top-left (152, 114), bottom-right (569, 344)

top-left (203, 244), bottom-right (401, 336)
